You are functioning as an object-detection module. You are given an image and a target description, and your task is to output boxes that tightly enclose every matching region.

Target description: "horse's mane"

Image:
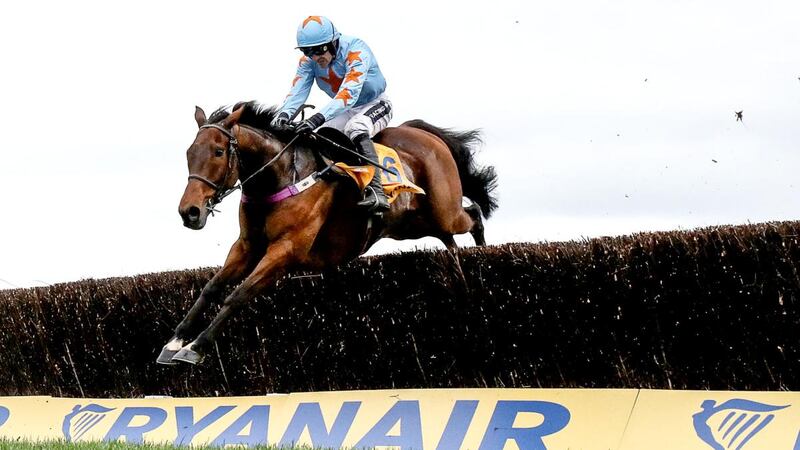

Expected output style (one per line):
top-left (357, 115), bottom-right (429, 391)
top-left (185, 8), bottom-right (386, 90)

top-left (207, 101), bottom-right (291, 137)
top-left (205, 101), bottom-right (354, 159)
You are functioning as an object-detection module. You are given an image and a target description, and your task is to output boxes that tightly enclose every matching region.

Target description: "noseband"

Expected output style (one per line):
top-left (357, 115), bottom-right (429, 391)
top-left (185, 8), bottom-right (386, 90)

top-left (188, 124), bottom-right (241, 213)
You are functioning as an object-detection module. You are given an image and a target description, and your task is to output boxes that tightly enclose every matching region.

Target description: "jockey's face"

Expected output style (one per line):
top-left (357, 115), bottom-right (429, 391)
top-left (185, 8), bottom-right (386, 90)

top-left (301, 43), bottom-right (335, 68)
top-left (312, 51), bottom-right (333, 68)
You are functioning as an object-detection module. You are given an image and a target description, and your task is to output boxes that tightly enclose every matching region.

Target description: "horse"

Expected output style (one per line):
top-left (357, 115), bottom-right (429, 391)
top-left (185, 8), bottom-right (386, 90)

top-left (158, 101), bottom-right (498, 365)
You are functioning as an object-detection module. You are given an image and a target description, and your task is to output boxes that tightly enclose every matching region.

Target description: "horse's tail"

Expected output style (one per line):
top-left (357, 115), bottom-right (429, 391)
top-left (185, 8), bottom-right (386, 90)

top-left (402, 119), bottom-right (499, 218)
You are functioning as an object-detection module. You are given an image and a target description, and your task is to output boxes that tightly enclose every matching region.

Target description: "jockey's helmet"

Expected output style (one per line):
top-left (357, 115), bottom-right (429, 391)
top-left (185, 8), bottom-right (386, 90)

top-left (296, 16), bottom-right (341, 49)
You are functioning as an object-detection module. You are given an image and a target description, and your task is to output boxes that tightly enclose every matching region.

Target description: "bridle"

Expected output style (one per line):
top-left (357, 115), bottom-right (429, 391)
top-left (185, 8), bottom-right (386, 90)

top-left (188, 111), bottom-right (399, 212)
top-left (188, 123), bottom-right (241, 213)
top-left (187, 122), bottom-right (301, 213)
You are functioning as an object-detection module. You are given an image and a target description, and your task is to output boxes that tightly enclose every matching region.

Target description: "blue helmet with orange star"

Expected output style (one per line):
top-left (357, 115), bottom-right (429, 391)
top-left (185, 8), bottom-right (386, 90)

top-left (296, 16), bottom-right (341, 48)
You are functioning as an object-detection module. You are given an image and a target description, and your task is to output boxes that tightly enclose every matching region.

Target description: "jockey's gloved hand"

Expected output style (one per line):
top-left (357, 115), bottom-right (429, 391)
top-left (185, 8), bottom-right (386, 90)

top-left (272, 112), bottom-right (291, 129)
top-left (294, 113), bottom-right (326, 135)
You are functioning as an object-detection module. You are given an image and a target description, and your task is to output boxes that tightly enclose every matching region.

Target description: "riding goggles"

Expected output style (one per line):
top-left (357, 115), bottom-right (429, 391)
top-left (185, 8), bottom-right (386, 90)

top-left (300, 43), bottom-right (331, 57)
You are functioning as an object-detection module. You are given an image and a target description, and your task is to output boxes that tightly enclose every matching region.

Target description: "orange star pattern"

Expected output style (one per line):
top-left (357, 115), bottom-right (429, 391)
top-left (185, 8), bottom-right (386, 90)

top-left (344, 69), bottom-right (363, 84)
top-left (303, 16), bottom-right (323, 28)
top-left (292, 76), bottom-right (302, 87)
top-left (346, 51), bottom-right (362, 65)
top-left (335, 88), bottom-right (353, 106)
top-left (321, 68), bottom-right (343, 93)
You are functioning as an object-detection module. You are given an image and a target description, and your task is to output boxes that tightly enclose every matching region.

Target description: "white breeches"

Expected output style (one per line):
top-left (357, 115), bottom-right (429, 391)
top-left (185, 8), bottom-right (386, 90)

top-left (323, 93), bottom-right (393, 140)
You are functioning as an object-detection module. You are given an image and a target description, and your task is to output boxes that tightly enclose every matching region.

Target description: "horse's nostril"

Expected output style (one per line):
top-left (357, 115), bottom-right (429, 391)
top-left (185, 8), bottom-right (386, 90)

top-left (187, 206), bottom-right (201, 221)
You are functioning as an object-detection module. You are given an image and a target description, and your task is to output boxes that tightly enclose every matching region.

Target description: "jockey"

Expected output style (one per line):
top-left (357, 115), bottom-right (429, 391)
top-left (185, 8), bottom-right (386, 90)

top-left (272, 16), bottom-right (392, 213)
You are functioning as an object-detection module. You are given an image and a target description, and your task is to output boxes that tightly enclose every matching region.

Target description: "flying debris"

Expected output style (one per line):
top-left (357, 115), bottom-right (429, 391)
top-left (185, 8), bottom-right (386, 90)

top-left (735, 110), bottom-right (743, 122)
top-left (712, 159), bottom-right (718, 163)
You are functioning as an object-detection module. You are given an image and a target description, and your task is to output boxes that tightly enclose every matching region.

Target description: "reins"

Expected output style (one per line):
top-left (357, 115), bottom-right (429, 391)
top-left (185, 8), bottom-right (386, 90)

top-left (238, 134), bottom-right (301, 189)
top-left (187, 104), bottom-right (397, 213)
top-left (187, 124), bottom-right (301, 213)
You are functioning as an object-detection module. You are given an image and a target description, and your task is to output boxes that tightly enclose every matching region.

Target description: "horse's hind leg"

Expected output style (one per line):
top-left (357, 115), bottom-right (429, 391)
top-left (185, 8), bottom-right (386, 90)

top-left (427, 196), bottom-right (483, 258)
top-left (421, 159), bottom-right (477, 244)
top-left (438, 233), bottom-right (459, 252)
top-left (437, 233), bottom-right (469, 291)
top-left (157, 239), bottom-right (261, 365)
top-left (465, 202), bottom-right (486, 246)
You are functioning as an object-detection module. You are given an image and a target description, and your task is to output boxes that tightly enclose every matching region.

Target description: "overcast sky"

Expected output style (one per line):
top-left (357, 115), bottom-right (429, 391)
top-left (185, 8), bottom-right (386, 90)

top-left (0, 0), bottom-right (798, 288)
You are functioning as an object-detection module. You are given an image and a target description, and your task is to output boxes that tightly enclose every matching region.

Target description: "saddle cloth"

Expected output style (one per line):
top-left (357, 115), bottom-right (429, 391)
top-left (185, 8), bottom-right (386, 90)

top-left (334, 143), bottom-right (425, 203)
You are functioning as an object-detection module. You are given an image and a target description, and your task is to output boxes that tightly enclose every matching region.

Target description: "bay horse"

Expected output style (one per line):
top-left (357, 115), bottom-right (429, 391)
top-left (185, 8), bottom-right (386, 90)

top-left (158, 101), bottom-right (498, 365)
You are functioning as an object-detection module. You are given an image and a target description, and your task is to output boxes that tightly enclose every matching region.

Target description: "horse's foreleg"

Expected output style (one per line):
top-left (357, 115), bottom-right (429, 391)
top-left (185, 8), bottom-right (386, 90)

top-left (157, 239), bottom-right (259, 365)
top-left (171, 240), bottom-right (294, 365)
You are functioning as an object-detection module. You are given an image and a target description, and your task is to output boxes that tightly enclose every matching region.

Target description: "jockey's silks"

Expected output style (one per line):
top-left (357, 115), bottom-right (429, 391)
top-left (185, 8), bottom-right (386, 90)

top-left (279, 35), bottom-right (387, 122)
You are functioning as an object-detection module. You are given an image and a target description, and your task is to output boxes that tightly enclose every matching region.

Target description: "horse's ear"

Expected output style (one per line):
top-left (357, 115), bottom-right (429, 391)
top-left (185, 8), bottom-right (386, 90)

top-left (194, 106), bottom-right (207, 128)
top-left (222, 105), bottom-right (245, 128)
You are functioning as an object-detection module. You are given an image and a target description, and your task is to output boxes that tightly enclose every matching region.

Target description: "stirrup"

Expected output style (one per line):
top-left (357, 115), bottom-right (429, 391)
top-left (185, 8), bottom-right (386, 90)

top-left (358, 186), bottom-right (389, 212)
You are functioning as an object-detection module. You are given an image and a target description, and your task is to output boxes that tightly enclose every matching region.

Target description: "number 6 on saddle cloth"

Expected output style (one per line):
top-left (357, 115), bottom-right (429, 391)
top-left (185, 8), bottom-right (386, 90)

top-left (314, 127), bottom-right (424, 203)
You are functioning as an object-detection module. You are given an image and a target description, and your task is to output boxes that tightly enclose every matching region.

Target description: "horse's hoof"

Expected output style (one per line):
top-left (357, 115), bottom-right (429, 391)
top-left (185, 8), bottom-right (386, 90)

top-left (156, 338), bottom-right (185, 365)
top-left (172, 344), bottom-right (204, 365)
top-left (156, 346), bottom-right (178, 365)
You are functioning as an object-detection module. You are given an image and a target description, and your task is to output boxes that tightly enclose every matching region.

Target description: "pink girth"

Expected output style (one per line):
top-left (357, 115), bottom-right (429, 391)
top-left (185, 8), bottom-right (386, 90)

top-left (240, 173), bottom-right (319, 205)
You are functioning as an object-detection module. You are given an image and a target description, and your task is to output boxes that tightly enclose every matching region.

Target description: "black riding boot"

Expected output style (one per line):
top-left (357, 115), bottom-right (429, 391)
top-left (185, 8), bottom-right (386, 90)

top-left (354, 134), bottom-right (390, 213)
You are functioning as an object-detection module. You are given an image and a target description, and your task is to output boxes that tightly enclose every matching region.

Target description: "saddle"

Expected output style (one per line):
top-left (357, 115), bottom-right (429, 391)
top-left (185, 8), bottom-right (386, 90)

top-left (315, 128), bottom-right (425, 203)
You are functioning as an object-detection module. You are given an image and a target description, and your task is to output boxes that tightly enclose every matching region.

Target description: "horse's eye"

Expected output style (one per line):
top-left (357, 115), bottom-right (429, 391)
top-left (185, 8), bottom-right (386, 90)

top-left (215, 148), bottom-right (225, 157)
